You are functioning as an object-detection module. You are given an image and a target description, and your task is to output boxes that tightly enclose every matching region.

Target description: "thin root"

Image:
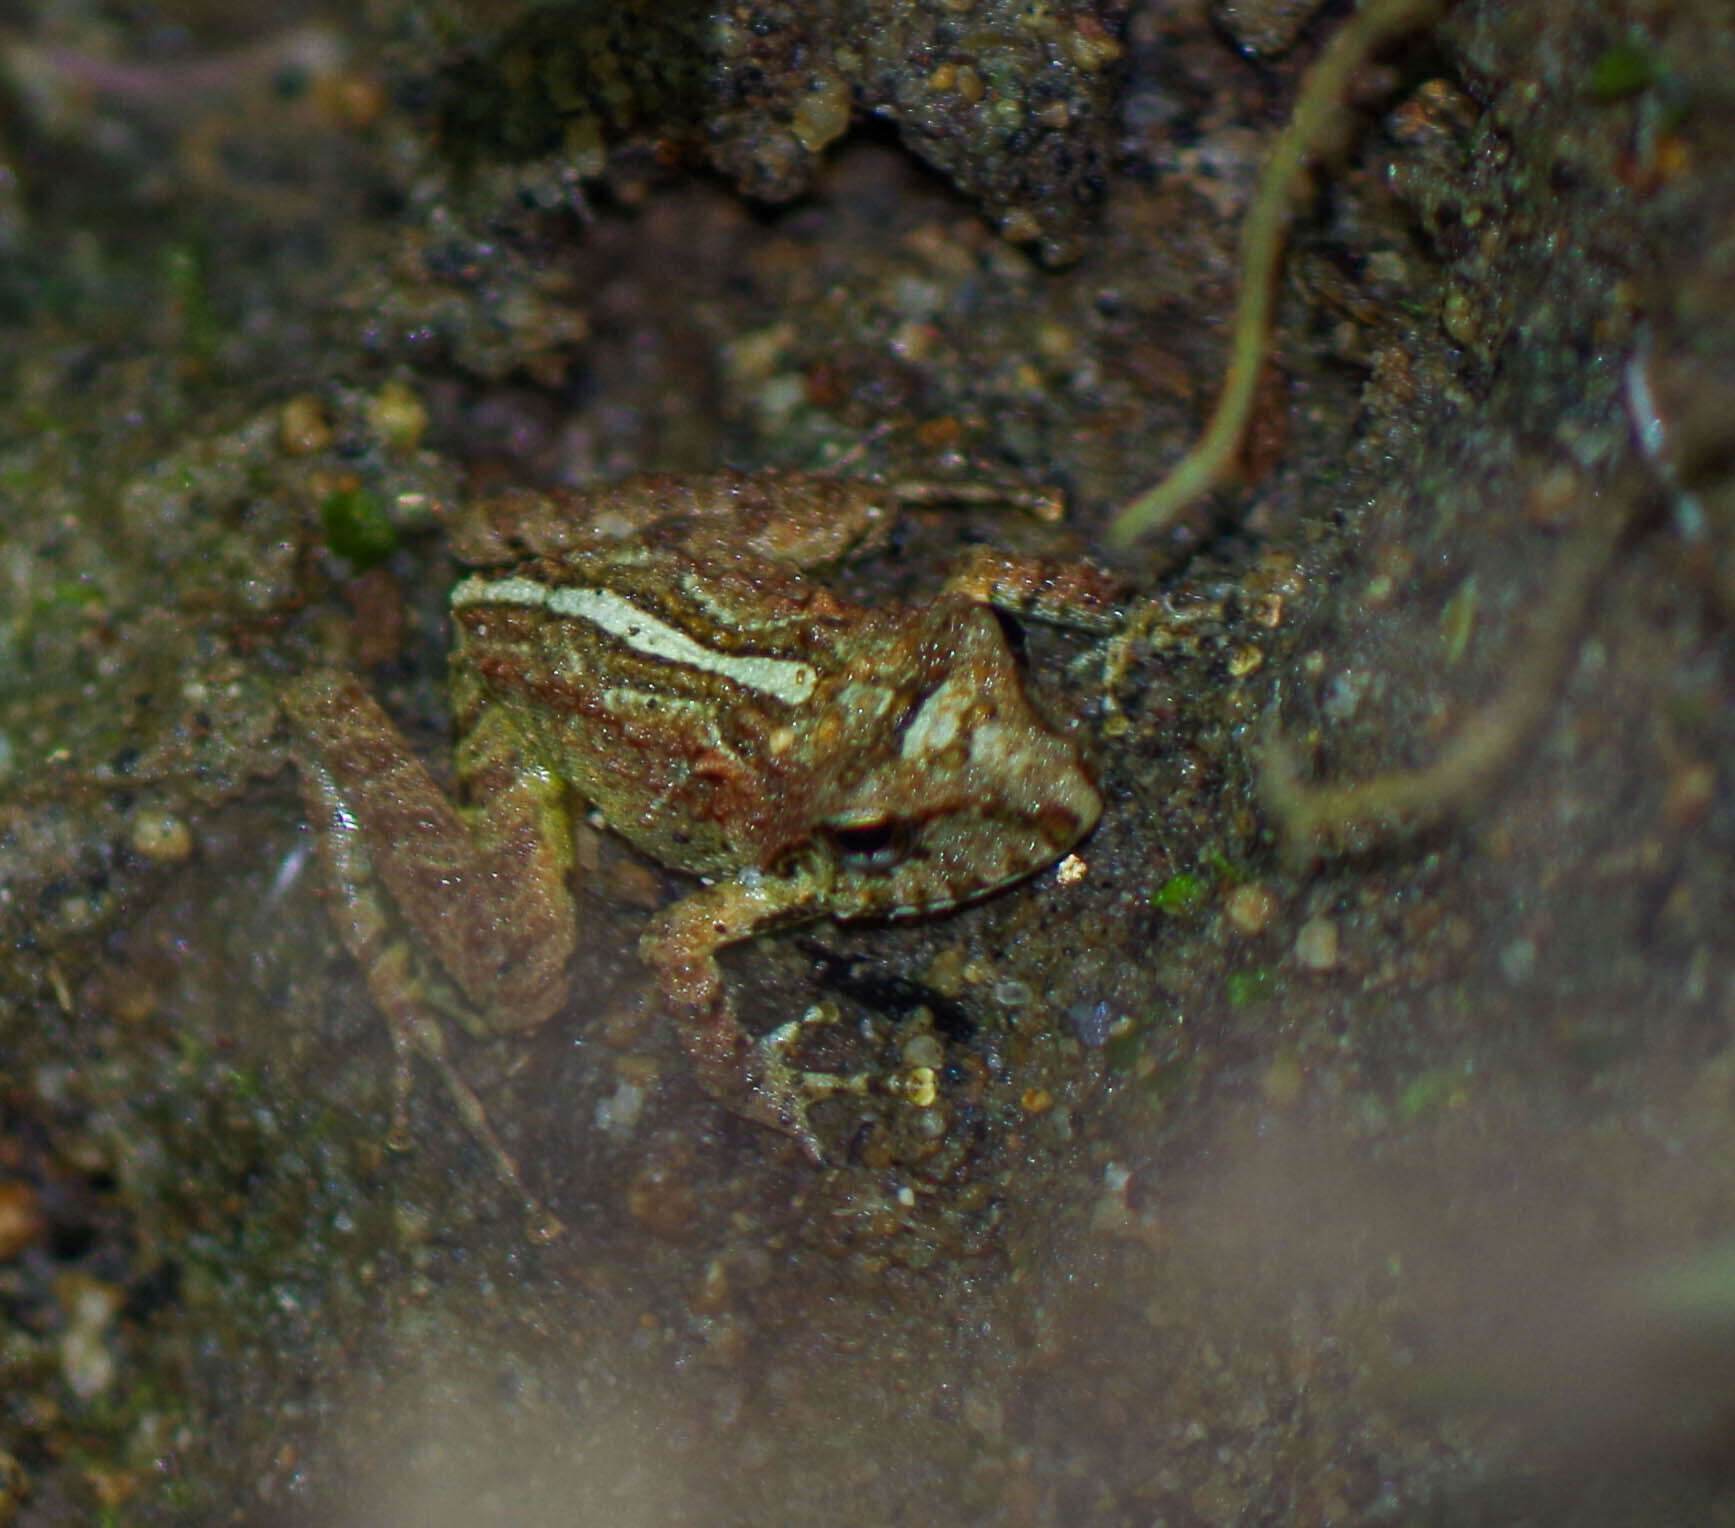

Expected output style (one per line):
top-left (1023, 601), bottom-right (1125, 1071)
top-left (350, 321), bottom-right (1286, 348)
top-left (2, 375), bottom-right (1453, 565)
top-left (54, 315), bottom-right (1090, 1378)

top-left (1260, 474), bottom-right (1643, 862)
top-left (1110, 0), bottom-right (1453, 545)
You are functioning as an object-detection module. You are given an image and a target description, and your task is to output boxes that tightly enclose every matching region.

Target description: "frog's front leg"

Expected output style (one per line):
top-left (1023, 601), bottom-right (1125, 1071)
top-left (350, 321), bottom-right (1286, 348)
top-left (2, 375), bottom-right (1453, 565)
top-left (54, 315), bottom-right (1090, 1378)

top-left (640, 873), bottom-right (869, 1163)
top-left (940, 545), bottom-right (1126, 633)
top-left (285, 670), bottom-right (575, 1234)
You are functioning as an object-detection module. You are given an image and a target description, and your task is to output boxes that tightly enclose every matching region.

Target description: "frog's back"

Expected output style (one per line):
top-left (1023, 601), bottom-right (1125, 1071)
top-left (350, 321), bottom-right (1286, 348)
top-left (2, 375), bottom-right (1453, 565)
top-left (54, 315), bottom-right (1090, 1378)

top-left (448, 545), bottom-right (853, 878)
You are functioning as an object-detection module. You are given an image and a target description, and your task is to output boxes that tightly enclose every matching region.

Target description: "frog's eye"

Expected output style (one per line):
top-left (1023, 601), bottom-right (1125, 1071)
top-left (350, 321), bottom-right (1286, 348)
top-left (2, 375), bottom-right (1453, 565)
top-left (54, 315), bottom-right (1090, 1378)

top-left (822, 817), bottom-right (914, 872)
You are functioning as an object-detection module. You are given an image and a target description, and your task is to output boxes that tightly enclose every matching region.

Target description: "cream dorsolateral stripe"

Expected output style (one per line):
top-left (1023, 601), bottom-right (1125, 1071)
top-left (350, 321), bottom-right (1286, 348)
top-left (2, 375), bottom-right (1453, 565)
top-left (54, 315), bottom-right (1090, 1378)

top-left (452, 575), bottom-right (819, 706)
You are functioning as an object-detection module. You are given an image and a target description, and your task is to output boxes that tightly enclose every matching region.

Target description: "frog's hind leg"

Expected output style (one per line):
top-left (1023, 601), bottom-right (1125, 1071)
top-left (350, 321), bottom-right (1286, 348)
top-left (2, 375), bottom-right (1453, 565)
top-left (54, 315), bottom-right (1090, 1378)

top-left (285, 671), bottom-right (567, 1239)
top-left (640, 875), bottom-right (869, 1163)
top-left (333, 905), bottom-right (562, 1242)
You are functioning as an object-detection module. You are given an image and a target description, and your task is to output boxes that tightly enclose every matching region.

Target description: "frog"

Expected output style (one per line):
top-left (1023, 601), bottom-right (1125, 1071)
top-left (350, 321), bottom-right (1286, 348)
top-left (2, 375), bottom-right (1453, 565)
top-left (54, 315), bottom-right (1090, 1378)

top-left (285, 469), bottom-right (1122, 1224)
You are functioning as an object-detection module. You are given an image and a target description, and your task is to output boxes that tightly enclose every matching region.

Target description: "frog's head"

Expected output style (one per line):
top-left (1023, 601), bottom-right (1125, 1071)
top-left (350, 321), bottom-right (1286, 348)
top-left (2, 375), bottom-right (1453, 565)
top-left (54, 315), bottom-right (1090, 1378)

top-left (815, 644), bottom-right (1101, 921)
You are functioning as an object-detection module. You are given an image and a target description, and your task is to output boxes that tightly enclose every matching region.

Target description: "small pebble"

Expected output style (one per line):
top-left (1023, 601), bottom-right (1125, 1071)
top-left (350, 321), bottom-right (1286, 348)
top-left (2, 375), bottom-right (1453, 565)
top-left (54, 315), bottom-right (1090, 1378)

top-left (55, 1273), bottom-right (123, 1401)
top-left (791, 74), bottom-right (850, 152)
top-left (901, 1032), bottom-right (945, 1071)
top-left (899, 1067), bottom-right (938, 1107)
top-left (1293, 915), bottom-right (1339, 971)
top-left (278, 393), bottom-right (332, 456)
top-left (128, 807), bottom-right (193, 865)
top-left (911, 1106), bottom-right (950, 1140)
top-left (594, 1079), bottom-right (645, 1137)
top-left (1442, 287), bottom-right (1480, 348)
top-left (1225, 883), bottom-right (1276, 936)
top-left (1227, 644), bottom-right (1265, 677)
top-left (366, 379), bottom-right (429, 453)
top-left (1067, 999), bottom-right (1115, 1048)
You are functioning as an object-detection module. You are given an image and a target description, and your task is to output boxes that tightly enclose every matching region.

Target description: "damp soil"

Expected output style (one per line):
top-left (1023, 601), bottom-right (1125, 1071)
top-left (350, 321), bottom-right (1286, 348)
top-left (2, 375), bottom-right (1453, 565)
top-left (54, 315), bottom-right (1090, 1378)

top-left (1, 1), bottom-right (1733, 1523)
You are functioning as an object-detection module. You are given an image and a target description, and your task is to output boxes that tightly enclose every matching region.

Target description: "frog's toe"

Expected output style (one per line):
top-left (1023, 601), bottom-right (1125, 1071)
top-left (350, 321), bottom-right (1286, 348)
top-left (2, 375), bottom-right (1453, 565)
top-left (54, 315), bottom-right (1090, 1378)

top-left (737, 1078), bottom-right (828, 1165)
top-left (741, 1018), bottom-right (871, 1164)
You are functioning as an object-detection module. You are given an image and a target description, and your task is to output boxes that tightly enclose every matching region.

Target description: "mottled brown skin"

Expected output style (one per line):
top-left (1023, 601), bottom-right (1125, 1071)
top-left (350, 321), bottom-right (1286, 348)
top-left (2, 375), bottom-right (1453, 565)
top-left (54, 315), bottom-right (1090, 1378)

top-left (287, 471), bottom-right (1118, 1212)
